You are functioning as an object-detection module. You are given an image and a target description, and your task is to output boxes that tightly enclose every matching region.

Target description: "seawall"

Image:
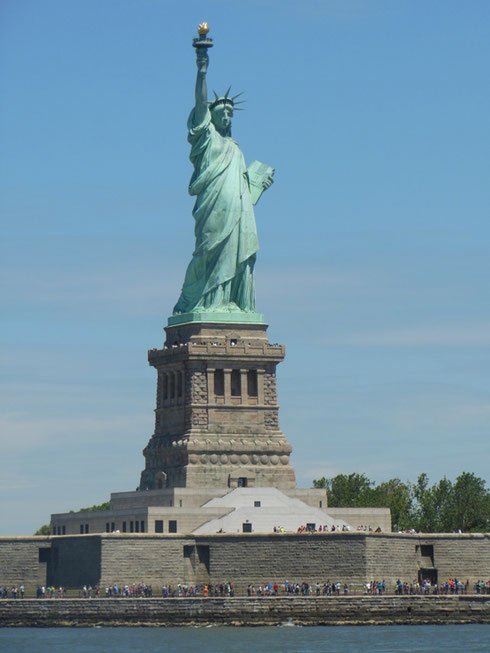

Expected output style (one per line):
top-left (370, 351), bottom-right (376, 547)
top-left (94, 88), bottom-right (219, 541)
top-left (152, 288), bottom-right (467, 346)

top-left (1, 596), bottom-right (489, 627)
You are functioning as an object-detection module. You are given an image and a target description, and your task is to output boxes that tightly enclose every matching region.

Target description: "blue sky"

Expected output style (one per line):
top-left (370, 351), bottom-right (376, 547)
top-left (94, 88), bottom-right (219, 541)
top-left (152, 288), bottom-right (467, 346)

top-left (1, 0), bottom-right (489, 535)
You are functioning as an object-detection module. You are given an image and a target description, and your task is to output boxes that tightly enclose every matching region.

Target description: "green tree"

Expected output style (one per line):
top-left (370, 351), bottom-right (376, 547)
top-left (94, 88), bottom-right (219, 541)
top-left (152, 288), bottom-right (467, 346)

top-left (313, 473), bottom-right (374, 507)
top-left (313, 473), bottom-right (414, 530)
top-left (401, 472), bottom-right (489, 532)
top-left (368, 479), bottom-right (414, 531)
top-left (412, 472), bottom-right (433, 530)
top-left (452, 472), bottom-right (490, 532)
top-left (35, 501), bottom-right (111, 535)
top-left (78, 501), bottom-right (110, 512)
top-left (412, 474), bottom-right (454, 532)
top-left (312, 471), bottom-right (489, 532)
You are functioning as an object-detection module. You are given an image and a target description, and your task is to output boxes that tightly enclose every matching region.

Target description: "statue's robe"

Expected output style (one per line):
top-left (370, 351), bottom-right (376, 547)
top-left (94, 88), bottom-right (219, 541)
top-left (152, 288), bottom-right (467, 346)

top-left (173, 108), bottom-right (258, 314)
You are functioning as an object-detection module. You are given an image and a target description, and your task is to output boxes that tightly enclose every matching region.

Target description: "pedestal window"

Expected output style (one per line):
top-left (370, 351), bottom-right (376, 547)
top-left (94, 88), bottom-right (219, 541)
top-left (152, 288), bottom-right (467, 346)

top-left (247, 370), bottom-right (258, 397)
top-left (231, 369), bottom-right (241, 396)
top-left (214, 369), bottom-right (224, 396)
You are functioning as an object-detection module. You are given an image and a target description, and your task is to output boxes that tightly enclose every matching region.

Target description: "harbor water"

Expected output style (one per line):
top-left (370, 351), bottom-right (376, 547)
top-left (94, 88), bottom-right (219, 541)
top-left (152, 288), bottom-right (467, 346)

top-left (0, 624), bottom-right (489, 652)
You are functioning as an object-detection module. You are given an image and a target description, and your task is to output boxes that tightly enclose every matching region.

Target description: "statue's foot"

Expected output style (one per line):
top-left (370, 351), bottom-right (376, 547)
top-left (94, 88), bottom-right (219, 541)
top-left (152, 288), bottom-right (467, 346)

top-left (226, 302), bottom-right (242, 313)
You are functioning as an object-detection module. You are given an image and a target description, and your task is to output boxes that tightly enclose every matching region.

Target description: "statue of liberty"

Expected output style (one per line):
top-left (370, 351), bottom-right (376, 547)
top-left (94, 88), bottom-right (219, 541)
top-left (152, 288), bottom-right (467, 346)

top-left (173, 24), bottom-right (274, 319)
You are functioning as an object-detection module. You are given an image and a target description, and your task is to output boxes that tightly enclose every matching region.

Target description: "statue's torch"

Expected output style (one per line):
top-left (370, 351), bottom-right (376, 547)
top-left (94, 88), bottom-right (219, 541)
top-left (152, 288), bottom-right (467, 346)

top-left (192, 22), bottom-right (213, 56)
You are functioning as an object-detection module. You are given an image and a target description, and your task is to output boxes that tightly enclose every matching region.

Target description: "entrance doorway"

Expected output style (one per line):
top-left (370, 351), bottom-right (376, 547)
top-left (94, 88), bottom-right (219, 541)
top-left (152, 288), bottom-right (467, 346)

top-left (418, 568), bottom-right (438, 585)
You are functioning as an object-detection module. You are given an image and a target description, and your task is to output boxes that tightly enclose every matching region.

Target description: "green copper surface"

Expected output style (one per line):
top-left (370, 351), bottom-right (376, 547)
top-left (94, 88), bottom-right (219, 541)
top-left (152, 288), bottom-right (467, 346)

top-left (172, 30), bottom-right (274, 322)
top-left (168, 311), bottom-right (266, 327)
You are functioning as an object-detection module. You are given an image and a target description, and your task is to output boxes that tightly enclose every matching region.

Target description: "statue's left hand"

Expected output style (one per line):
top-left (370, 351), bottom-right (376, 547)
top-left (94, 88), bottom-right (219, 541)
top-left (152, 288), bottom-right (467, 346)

top-left (262, 175), bottom-right (274, 191)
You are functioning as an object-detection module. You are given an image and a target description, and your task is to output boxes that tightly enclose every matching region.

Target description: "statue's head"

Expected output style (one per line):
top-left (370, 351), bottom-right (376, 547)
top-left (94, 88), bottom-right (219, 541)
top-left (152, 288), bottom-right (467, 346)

top-left (210, 103), bottom-right (233, 135)
top-left (209, 88), bottom-right (244, 136)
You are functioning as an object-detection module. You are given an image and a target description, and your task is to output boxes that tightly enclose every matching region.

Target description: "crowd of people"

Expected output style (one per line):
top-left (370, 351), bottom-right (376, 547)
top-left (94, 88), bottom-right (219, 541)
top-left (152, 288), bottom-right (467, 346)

top-left (161, 583), bottom-right (234, 597)
top-left (1, 578), bottom-right (489, 598)
top-left (36, 586), bottom-right (63, 598)
top-left (0, 585), bottom-right (24, 598)
top-left (247, 581), bottom-right (348, 596)
top-left (364, 578), bottom-right (490, 595)
top-left (268, 525), bottom-right (476, 535)
top-left (271, 525), bottom-right (383, 533)
top-left (80, 583), bottom-right (154, 598)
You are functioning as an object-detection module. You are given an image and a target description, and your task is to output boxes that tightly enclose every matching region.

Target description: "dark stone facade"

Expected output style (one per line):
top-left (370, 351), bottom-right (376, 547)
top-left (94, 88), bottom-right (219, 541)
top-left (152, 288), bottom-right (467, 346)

top-left (140, 322), bottom-right (296, 490)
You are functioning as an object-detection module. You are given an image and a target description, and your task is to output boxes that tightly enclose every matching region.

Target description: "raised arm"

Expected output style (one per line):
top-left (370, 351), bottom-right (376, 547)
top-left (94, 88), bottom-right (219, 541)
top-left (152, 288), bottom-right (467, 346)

top-left (194, 49), bottom-right (208, 125)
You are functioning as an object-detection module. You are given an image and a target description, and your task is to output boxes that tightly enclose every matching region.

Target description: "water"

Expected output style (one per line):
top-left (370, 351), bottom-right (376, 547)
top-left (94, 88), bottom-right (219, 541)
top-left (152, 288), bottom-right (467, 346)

top-left (0, 624), bottom-right (489, 652)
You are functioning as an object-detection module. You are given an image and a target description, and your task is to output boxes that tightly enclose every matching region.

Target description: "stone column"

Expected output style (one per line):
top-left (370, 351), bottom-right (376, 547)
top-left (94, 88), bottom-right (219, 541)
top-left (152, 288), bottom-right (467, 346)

top-left (224, 368), bottom-right (232, 403)
top-left (207, 367), bottom-right (215, 402)
top-left (257, 368), bottom-right (265, 404)
top-left (240, 369), bottom-right (248, 399)
top-left (156, 371), bottom-right (162, 409)
top-left (169, 371), bottom-right (175, 405)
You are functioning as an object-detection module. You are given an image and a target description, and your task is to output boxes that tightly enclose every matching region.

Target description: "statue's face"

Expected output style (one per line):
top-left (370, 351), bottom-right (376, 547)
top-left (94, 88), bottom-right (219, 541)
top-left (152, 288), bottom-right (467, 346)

top-left (212, 105), bottom-right (233, 133)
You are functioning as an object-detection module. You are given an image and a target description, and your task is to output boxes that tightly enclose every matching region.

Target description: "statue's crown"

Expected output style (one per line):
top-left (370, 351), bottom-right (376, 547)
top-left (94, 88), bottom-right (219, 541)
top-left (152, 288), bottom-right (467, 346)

top-left (209, 87), bottom-right (245, 112)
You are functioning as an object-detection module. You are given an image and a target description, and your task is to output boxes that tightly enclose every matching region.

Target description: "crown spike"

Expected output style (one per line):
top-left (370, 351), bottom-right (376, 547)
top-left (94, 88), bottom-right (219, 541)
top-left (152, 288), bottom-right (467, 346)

top-left (209, 88), bottom-right (245, 112)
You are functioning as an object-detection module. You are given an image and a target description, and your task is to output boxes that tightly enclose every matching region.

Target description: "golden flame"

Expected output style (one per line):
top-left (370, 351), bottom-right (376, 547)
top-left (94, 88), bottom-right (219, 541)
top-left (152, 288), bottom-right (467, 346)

top-left (198, 22), bottom-right (209, 35)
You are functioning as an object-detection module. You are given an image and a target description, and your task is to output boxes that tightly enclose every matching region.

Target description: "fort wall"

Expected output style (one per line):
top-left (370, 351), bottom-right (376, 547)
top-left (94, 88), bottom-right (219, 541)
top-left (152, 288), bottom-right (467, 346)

top-left (1, 532), bottom-right (488, 593)
top-left (0, 537), bottom-right (51, 588)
